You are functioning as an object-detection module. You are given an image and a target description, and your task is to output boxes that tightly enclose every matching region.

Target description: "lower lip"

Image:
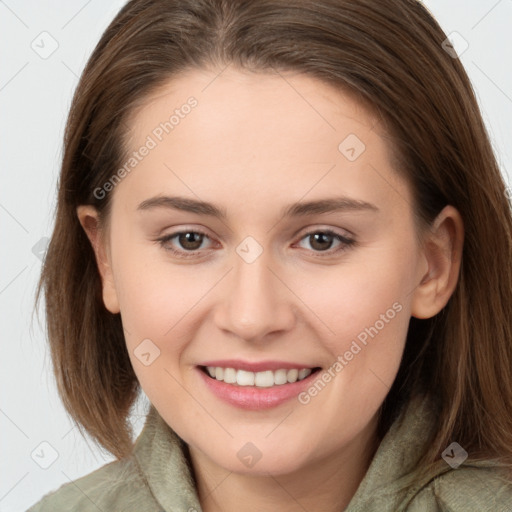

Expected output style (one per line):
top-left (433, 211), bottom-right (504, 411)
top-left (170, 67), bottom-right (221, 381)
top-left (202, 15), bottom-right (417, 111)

top-left (197, 366), bottom-right (321, 410)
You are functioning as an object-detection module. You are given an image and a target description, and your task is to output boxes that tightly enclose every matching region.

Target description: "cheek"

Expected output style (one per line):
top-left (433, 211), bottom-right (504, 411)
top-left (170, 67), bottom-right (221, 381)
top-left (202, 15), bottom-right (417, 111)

top-left (296, 261), bottom-right (411, 441)
top-left (306, 251), bottom-right (413, 351)
top-left (298, 246), bottom-right (415, 411)
top-left (113, 255), bottom-right (206, 409)
top-left (110, 223), bottom-right (203, 329)
top-left (110, 241), bottom-right (204, 370)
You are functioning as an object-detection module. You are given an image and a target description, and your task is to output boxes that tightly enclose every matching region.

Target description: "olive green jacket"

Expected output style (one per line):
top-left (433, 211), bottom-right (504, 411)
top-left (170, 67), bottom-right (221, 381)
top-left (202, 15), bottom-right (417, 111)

top-left (28, 394), bottom-right (512, 511)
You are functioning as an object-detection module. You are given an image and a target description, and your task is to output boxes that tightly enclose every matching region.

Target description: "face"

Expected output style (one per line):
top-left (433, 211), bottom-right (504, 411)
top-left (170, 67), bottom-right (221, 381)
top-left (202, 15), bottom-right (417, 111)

top-left (86, 68), bottom-right (431, 475)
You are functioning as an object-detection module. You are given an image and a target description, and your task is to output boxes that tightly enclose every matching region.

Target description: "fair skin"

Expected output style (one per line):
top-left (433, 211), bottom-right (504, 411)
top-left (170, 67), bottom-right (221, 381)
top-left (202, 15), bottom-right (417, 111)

top-left (77, 67), bottom-right (463, 512)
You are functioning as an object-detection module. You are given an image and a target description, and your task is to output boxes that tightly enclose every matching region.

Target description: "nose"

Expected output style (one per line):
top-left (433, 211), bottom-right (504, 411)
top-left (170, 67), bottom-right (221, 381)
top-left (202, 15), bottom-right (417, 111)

top-left (213, 247), bottom-right (296, 343)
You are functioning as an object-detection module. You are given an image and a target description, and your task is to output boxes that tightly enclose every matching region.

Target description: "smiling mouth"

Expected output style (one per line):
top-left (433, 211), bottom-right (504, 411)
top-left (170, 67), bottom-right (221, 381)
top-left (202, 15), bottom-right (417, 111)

top-left (199, 365), bottom-right (322, 388)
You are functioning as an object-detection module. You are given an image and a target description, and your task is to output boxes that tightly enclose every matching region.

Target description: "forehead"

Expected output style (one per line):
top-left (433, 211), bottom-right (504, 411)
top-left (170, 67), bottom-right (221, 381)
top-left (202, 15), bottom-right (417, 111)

top-left (113, 67), bottom-right (410, 223)
top-left (125, 66), bottom-right (383, 146)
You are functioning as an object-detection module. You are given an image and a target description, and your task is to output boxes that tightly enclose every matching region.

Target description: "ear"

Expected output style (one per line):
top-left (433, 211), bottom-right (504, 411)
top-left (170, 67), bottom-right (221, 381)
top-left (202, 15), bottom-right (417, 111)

top-left (76, 205), bottom-right (120, 314)
top-left (411, 205), bottom-right (464, 319)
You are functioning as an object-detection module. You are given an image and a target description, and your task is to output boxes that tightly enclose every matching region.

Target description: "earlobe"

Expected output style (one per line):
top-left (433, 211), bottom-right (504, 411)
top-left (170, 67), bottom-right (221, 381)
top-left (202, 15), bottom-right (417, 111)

top-left (76, 205), bottom-right (120, 314)
top-left (410, 205), bottom-right (464, 319)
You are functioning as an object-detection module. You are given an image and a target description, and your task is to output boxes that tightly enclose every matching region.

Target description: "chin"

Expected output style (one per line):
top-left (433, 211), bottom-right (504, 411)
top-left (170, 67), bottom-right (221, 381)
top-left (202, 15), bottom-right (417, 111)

top-left (204, 442), bottom-right (311, 476)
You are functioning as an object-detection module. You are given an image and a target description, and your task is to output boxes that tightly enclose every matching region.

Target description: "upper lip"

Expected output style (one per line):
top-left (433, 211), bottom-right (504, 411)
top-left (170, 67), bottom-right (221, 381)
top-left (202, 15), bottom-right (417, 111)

top-left (198, 359), bottom-right (320, 372)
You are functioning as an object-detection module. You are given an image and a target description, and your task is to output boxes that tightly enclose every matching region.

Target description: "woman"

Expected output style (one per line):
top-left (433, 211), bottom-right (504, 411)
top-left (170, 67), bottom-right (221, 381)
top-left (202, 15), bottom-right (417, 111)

top-left (29, 0), bottom-right (512, 510)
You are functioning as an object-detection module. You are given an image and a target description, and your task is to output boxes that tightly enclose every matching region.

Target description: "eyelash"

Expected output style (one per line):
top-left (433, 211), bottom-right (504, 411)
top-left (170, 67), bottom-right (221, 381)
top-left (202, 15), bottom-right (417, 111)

top-left (155, 227), bottom-right (356, 259)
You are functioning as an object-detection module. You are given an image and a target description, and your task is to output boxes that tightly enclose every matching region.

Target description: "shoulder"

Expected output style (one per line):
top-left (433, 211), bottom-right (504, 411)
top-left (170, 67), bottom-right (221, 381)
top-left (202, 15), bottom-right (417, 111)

top-left (407, 464), bottom-right (512, 512)
top-left (26, 455), bottom-right (161, 512)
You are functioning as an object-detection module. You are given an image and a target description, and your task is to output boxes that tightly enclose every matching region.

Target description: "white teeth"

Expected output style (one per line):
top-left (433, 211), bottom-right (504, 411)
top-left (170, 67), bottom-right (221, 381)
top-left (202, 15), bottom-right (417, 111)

top-left (254, 370), bottom-right (274, 387)
top-left (298, 368), bottom-right (310, 380)
top-left (237, 369), bottom-right (255, 386)
top-left (223, 367), bottom-right (237, 384)
top-left (287, 369), bottom-right (298, 382)
top-left (274, 369), bottom-right (288, 385)
top-left (204, 366), bottom-right (314, 387)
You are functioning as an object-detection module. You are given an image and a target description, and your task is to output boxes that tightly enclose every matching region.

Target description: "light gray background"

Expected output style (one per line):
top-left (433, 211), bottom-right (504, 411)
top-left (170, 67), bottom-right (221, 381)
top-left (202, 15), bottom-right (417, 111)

top-left (1, 1), bottom-right (511, 510)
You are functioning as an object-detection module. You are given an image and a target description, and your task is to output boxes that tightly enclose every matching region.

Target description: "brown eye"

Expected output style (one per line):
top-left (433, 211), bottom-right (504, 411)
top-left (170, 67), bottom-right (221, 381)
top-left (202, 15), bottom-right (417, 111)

top-left (296, 229), bottom-right (355, 255)
top-left (176, 232), bottom-right (205, 251)
top-left (308, 232), bottom-right (336, 251)
top-left (157, 229), bottom-right (213, 258)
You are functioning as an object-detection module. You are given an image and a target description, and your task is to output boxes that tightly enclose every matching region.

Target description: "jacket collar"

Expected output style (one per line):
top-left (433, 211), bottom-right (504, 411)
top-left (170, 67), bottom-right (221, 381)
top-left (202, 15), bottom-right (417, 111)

top-left (133, 404), bottom-right (202, 511)
top-left (133, 393), bottom-right (447, 511)
top-left (344, 393), bottom-right (451, 509)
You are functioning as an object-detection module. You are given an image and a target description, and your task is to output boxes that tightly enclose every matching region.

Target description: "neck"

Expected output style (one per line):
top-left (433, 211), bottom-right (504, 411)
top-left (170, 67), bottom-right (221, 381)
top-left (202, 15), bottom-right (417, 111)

top-left (187, 414), bottom-right (381, 512)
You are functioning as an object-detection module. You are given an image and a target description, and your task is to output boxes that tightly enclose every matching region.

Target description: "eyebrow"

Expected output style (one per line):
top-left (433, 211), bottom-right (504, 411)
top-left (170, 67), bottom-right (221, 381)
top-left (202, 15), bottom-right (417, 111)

top-left (136, 195), bottom-right (379, 219)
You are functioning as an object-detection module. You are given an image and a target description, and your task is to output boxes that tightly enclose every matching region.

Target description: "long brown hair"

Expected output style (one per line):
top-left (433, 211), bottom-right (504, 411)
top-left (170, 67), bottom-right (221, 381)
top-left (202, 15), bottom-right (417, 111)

top-left (34, 0), bottom-right (512, 482)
